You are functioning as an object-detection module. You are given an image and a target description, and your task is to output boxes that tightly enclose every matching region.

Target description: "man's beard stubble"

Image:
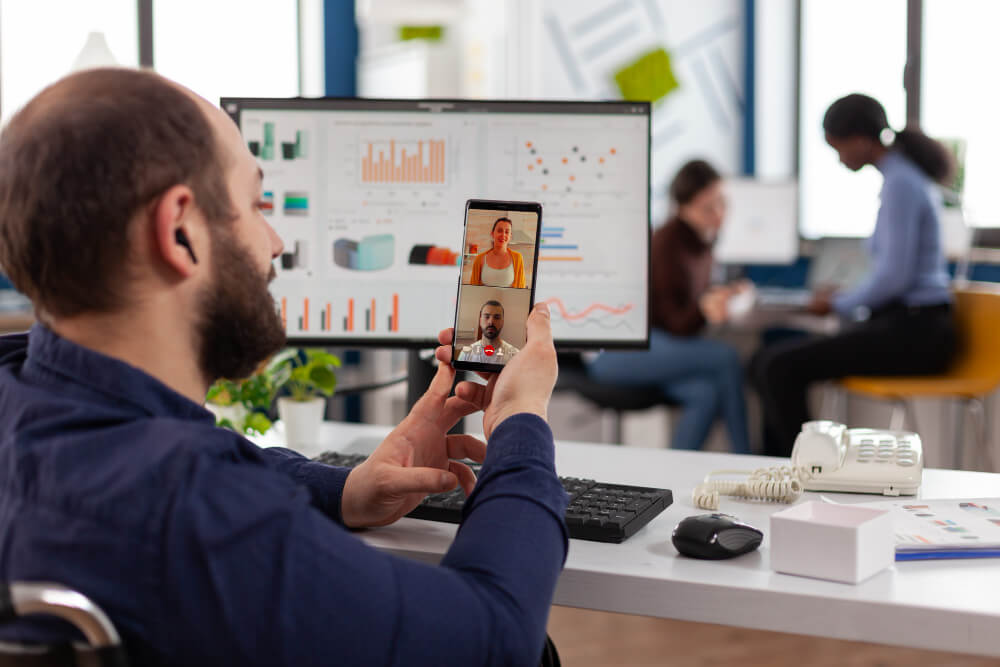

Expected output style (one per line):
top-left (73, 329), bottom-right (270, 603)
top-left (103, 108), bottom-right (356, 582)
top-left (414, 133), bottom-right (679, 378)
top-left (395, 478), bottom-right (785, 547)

top-left (197, 230), bottom-right (286, 382)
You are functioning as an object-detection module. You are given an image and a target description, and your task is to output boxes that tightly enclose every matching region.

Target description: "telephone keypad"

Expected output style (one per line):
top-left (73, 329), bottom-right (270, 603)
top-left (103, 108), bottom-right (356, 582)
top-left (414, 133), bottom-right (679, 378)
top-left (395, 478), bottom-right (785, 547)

top-left (848, 433), bottom-right (921, 468)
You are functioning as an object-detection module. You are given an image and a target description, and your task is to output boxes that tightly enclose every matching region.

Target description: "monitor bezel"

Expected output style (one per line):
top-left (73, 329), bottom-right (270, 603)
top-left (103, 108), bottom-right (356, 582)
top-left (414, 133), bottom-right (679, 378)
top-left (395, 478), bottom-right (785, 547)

top-left (221, 96), bottom-right (651, 351)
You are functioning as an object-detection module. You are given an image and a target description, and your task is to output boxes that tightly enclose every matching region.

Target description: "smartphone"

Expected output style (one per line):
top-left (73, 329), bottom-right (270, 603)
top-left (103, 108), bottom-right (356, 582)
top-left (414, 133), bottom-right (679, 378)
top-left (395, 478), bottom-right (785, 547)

top-left (452, 199), bottom-right (542, 373)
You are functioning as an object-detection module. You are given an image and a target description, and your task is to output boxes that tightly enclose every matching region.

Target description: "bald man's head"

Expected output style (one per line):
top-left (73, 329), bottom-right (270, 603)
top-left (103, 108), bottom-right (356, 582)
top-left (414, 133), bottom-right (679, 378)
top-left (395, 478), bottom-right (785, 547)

top-left (0, 67), bottom-right (236, 318)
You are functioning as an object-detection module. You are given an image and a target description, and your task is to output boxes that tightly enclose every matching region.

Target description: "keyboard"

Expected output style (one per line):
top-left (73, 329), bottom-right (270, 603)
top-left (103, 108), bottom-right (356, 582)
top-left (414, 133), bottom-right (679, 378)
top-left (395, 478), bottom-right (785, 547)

top-left (314, 451), bottom-right (673, 543)
top-left (754, 287), bottom-right (812, 308)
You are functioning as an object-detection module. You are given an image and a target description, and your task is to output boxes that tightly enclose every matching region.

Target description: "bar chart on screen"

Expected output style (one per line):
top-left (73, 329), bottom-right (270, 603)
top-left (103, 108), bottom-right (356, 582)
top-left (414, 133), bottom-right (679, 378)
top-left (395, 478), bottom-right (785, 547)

top-left (359, 138), bottom-right (448, 185)
top-left (538, 225), bottom-right (583, 263)
top-left (279, 294), bottom-right (401, 334)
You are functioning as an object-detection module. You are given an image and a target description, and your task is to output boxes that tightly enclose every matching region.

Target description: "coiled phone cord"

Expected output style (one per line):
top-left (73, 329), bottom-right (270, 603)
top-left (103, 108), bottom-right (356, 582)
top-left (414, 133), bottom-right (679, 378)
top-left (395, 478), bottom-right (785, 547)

top-left (692, 466), bottom-right (812, 511)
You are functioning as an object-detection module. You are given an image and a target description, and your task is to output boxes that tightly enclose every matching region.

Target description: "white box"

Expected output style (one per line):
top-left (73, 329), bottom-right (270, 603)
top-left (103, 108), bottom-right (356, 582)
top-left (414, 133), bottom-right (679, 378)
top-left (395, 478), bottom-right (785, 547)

top-left (770, 501), bottom-right (894, 584)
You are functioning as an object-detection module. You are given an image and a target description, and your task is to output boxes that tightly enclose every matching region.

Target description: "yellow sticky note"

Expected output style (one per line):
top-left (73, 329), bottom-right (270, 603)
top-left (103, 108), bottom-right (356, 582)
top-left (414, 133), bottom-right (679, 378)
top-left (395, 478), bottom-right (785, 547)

top-left (614, 48), bottom-right (679, 103)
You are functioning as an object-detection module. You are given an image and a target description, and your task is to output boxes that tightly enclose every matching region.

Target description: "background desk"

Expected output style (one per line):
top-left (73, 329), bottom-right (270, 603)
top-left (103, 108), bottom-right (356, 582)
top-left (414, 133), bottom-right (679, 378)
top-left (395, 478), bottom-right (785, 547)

top-left (278, 421), bottom-right (1000, 658)
top-left (0, 312), bottom-right (32, 334)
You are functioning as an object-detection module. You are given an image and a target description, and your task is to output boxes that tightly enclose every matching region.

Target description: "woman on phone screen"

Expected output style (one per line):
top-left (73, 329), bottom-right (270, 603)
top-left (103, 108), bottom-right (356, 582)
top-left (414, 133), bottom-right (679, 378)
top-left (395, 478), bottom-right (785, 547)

top-left (469, 217), bottom-right (526, 288)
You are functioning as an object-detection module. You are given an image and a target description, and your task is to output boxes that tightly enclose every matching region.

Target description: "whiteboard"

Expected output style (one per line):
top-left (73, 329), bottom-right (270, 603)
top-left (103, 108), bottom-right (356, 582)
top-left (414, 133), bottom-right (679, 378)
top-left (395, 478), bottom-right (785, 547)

top-left (714, 179), bottom-right (799, 264)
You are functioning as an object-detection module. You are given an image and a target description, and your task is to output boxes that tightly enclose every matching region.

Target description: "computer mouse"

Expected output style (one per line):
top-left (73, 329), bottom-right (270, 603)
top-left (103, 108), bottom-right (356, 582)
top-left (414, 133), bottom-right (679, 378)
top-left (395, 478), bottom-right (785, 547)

top-left (671, 513), bottom-right (763, 560)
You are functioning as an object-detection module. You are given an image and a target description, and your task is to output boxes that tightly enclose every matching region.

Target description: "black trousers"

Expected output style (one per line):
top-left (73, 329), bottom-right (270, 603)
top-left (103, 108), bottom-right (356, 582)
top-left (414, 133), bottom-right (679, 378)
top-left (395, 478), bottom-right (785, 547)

top-left (749, 303), bottom-right (957, 457)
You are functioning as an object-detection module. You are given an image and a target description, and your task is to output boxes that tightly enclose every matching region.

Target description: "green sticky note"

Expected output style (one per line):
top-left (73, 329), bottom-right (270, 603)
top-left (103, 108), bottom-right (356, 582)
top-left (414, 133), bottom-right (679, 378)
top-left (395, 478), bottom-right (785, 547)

top-left (614, 48), bottom-right (679, 103)
top-left (399, 26), bottom-right (444, 42)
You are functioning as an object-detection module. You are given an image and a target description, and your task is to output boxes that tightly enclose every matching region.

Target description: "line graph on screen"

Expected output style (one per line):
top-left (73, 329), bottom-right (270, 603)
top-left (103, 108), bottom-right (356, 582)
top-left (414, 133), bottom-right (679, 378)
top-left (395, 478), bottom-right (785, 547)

top-left (540, 297), bottom-right (636, 332)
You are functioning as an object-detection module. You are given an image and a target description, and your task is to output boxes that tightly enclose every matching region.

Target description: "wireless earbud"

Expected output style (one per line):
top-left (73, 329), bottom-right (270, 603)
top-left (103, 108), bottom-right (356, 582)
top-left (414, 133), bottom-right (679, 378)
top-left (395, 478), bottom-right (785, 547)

top-left (174, 229), bottom-right (198, 264)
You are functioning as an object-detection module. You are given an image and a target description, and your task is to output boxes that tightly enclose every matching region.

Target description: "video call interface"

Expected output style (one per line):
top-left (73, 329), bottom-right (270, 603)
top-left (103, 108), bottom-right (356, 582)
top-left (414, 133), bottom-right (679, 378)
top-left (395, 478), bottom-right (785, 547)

top-left (453, 206), bottom-right (539, 368)
top-left (222, 98), bottom-right (650, 347)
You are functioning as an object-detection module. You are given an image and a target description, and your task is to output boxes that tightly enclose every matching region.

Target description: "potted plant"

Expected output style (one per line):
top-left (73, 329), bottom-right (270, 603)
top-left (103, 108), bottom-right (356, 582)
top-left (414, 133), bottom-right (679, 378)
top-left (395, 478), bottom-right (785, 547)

top-left (205, 370), bottom-right (275, 437)
top-left (268, 348), bottom-right (341, 447)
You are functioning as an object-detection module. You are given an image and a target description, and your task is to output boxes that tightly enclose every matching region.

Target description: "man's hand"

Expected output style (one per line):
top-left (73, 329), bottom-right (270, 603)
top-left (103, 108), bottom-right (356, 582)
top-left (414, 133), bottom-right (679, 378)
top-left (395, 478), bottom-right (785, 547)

top-left (339, 303), bottom-right (558, 528)
top-left (438, 303), bottom-right (558, 439)
top-left (340, 359), bottom-right (485, 528)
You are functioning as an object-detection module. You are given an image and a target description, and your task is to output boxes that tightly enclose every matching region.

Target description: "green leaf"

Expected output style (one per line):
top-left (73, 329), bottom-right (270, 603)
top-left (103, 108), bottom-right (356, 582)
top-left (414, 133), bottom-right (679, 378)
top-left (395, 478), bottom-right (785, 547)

top-left (266, 347), bottom-right (339, 400)
top-left (309, 366), bottom-right (337, 396)
top-left (268, 348), bottom-right (301, 371)
top-left (290, 366), bottom-right (312, 383)
top-left (306, 349), bottom-right (341, 367)
top-left (243, 412), bottom-right (272, 435)
top-left (206, 379), bottom-right (239, 406)
top-left (216, 417), bottom-right (236, 431)
top-left (239, 374), bottom-right (274, 409)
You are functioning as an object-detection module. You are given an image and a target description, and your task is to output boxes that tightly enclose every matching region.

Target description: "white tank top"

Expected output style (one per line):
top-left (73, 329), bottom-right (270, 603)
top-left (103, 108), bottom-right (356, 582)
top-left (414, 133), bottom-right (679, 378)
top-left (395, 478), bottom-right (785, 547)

top-left (480, 261), bottom-right (515, 287)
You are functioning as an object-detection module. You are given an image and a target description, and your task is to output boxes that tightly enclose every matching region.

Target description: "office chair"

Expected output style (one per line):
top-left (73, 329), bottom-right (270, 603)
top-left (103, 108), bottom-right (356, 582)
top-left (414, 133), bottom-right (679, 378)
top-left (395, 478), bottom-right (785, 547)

top-left (839, 286), bottom-right (1000, 471)
top-left (0, 582), bottom-right (128, 667)
top-left (555, 353), bottom-right (677, 445)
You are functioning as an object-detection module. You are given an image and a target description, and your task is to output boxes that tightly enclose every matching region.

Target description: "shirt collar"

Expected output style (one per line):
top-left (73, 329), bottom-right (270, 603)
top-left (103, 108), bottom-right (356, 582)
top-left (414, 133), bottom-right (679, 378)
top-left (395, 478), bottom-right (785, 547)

top-left (24, 323), bottom-right (215, 423)
top-left (875, 150), bottom-right (904, 175)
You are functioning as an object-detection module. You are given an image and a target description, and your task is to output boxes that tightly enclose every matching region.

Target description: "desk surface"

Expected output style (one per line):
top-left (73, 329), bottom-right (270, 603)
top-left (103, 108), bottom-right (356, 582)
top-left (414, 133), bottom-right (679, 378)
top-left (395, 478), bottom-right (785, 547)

top-left (278, 421), bottom-right (1000, 658)
top-left (0, 311), bottom-right (33, 334)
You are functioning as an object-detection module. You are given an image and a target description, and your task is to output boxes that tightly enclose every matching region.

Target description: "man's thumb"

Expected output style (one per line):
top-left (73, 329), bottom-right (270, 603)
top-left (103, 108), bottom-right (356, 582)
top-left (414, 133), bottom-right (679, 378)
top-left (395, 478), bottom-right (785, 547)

top-left (526, 302), bottom-right (552, 342)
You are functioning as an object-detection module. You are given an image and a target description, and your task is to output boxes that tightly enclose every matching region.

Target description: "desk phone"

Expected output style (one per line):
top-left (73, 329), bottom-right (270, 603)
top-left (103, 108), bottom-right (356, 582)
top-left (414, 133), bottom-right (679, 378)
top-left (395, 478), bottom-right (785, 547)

top-left (693, 421), bottom-right (923, 510)
top-left (791, 420), bottom-right (922, 495)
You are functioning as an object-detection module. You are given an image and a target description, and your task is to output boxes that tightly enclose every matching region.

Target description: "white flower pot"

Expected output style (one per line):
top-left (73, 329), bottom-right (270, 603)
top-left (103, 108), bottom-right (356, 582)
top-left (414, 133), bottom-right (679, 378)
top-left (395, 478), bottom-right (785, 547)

top-left (278, 397), bottom-right (326, 447)
top-left (206, 403), bottom-right (247, 429)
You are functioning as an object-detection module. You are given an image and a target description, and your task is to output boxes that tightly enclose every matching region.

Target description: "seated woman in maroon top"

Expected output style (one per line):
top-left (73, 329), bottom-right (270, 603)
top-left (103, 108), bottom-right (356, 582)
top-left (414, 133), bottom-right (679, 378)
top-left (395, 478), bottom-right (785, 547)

top-left (586, 160), bottom-right (750, 452)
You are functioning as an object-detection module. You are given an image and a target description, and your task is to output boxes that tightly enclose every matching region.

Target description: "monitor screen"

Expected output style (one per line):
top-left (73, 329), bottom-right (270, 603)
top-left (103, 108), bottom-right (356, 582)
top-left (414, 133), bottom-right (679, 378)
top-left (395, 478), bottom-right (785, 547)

top-left (713, 179), bottom-right (799, 265)
top-left (221, 98), bottom-right (650, 348)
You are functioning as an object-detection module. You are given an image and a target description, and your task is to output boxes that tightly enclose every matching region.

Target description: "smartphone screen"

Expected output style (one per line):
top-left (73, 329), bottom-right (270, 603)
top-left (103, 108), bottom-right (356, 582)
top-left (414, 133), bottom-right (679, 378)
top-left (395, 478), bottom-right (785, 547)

top-left (452, 199), bottom-right (542, 373)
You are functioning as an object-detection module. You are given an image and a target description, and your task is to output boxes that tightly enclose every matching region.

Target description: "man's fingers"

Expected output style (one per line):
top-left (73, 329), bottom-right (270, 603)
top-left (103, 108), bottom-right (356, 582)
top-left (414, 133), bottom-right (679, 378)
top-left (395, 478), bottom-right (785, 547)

top-left (435, 327), bottom-right (456, 365)
top-left (445, 433), bottom-right (487, 462)
top-left (435, 345), bottom-right (453, 365)
top-left (416, 358), bottom-right (455, 409)
top-left (383, 466), bottom-right (457, 497)
top-left (455, 376), bottom-right (495, 408)
top-left (437, 394), bottom-right (481, 431)
top-left (437, 327), bottom-right (455, 346)
top-left (449, 460), bottom-right (478, 496)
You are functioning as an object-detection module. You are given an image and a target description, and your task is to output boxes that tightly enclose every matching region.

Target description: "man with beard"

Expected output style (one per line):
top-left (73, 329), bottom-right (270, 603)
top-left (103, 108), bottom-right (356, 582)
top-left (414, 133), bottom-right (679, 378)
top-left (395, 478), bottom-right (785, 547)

top-left (458, 300), bottom-right (521, 364)
top-left (0, 69), bottom-right (565, 667)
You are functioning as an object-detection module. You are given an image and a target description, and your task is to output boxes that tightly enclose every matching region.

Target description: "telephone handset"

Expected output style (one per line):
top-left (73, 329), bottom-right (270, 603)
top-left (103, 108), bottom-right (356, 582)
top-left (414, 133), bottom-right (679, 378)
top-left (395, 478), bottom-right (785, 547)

top-left (693, 421), bottom-right (923, 510)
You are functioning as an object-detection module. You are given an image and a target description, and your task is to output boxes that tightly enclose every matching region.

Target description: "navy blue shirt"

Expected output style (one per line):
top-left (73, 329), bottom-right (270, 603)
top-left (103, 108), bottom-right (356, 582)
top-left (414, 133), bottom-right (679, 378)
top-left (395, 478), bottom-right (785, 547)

top-left (833, 151), bottom-right (952, 316)
top-left (0, 325), bottom-right (568, 666)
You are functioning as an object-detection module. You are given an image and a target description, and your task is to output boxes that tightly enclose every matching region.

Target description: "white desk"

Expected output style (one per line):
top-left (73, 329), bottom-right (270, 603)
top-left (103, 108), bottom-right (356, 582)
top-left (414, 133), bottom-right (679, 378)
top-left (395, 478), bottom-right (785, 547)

top-left (276, 421), bottom-right (1000, 658)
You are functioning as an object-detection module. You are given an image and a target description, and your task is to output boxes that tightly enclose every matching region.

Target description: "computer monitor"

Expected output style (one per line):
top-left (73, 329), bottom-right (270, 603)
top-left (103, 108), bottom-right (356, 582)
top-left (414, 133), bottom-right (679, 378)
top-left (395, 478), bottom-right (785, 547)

top-left (713, 179), bottom-right (799, 265)
top-left (221, 98), bottom-right (651, 349)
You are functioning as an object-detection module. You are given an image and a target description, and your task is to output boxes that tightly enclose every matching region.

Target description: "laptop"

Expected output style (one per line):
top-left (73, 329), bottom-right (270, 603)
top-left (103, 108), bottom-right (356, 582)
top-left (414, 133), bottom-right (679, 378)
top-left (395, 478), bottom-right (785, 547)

top-left (754, 238), bottom-right (869, 309)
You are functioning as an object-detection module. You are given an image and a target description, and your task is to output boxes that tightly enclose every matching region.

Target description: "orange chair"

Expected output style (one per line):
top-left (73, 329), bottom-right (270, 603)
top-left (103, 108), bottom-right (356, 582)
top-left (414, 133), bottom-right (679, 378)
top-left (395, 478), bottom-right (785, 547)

top-left (840, 286), bottom-right (1000, 471)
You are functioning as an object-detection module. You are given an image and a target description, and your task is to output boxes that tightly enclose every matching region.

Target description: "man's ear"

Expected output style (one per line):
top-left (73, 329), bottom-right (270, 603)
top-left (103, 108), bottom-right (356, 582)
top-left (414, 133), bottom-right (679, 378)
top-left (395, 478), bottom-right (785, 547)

top-left (152, 184), bottom-right (202, 277)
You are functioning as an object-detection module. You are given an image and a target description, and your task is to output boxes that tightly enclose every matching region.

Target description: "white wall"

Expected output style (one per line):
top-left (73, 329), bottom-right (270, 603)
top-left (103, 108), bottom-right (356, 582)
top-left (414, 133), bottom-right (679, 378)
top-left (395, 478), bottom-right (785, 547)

top-left (537, 0), bottom-right (745, 224)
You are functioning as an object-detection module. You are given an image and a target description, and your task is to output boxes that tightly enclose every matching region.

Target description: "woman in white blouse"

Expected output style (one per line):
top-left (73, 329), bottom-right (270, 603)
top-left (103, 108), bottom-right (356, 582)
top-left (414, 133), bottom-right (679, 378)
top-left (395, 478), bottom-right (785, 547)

top-left (469, 217), bottom-right (526, 288)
